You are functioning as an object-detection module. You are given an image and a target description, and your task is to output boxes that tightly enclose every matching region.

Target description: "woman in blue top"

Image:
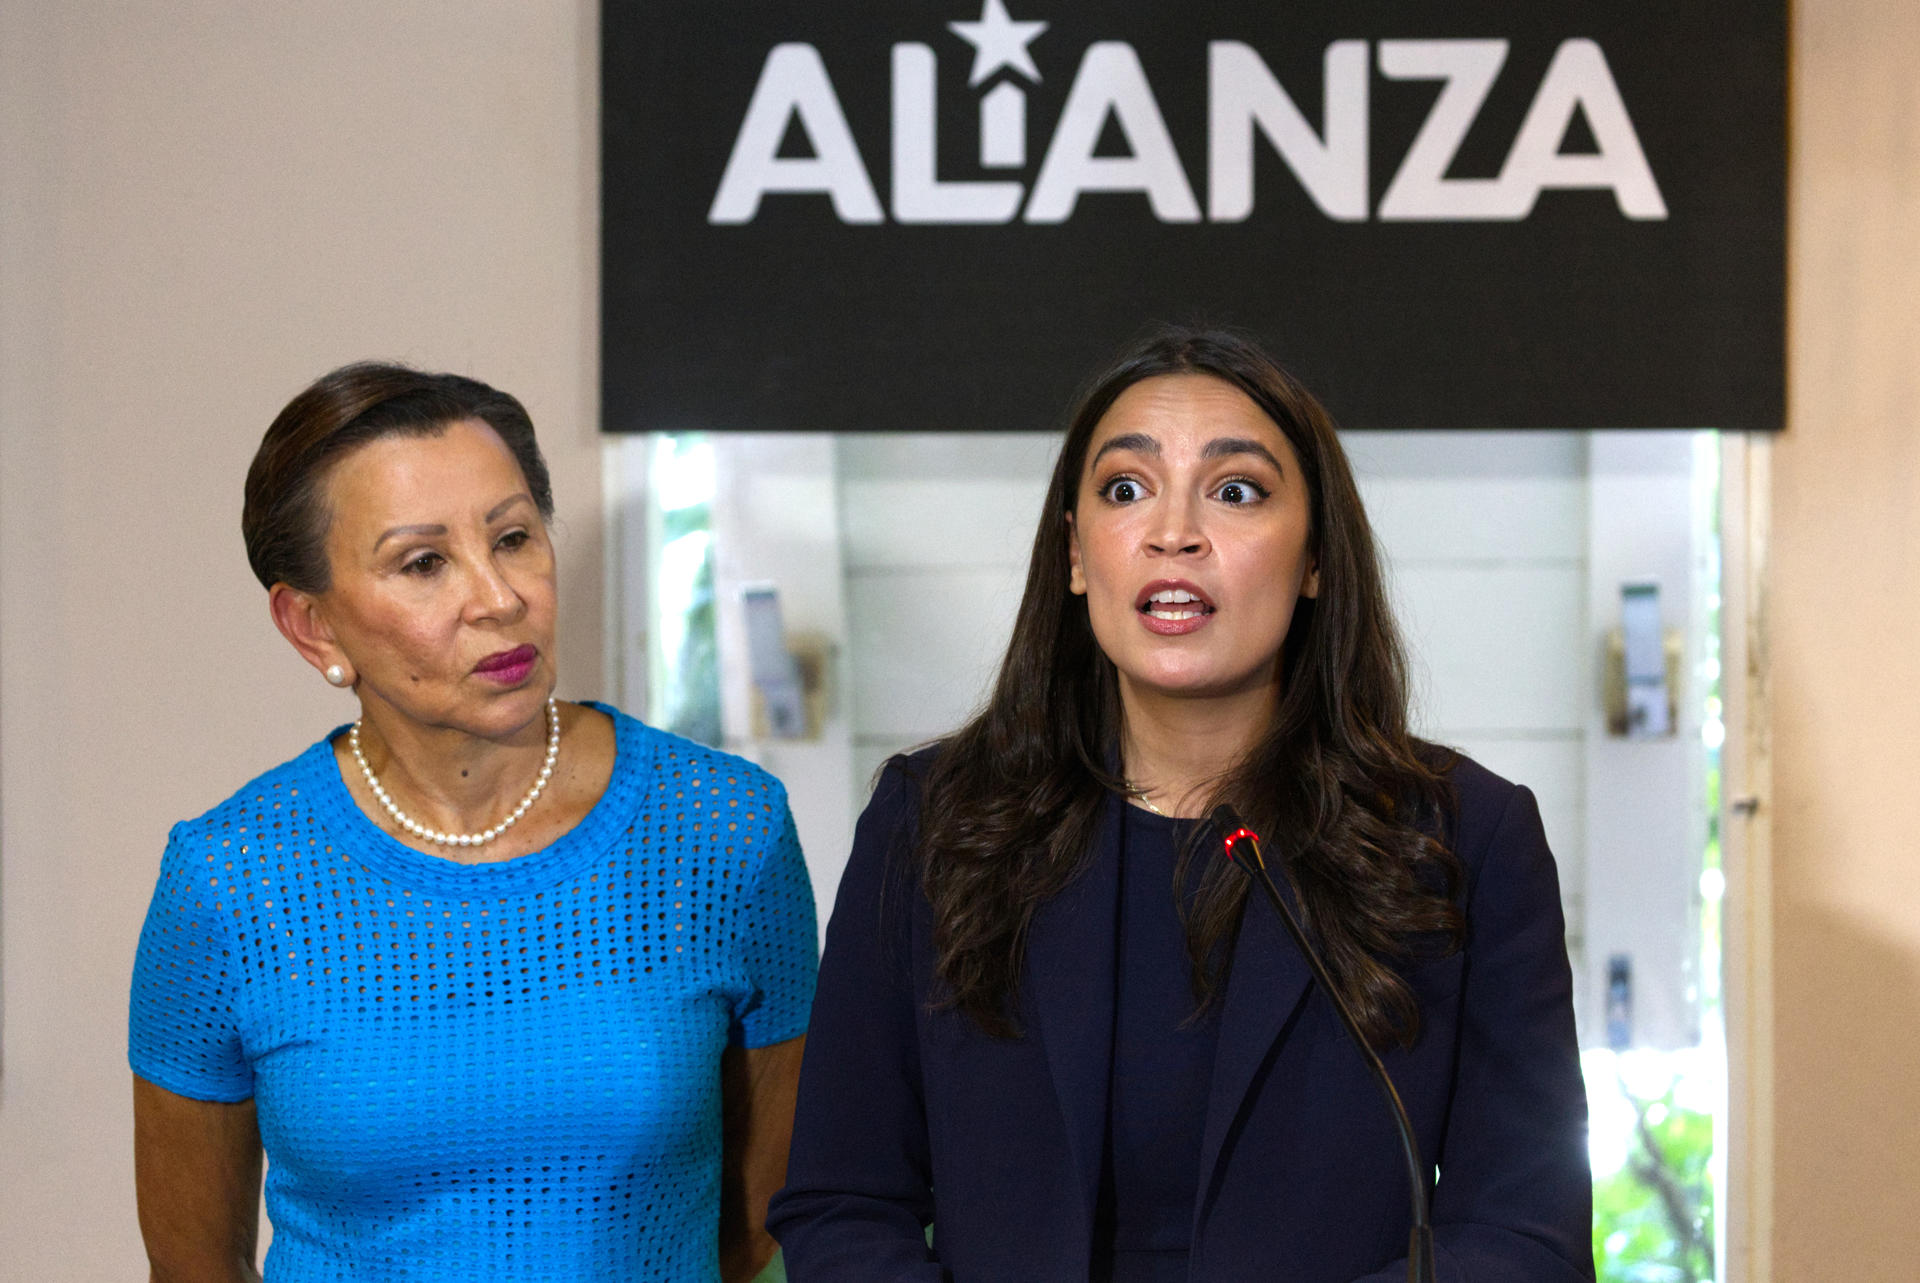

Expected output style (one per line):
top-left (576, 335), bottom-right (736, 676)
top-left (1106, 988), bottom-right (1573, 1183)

top-left (130, 363), bottom-right (816, 1281)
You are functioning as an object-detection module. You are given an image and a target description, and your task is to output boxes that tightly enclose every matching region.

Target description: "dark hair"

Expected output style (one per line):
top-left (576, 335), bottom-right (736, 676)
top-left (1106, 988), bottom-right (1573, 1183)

top-left (242, 362), bottom-right (555, 592)
top-left (913, 325), bottom-right (1464, 1046)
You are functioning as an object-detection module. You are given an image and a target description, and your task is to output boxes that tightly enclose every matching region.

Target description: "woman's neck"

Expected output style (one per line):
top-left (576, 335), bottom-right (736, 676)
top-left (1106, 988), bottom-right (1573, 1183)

top-left (350, 698), bottom-right (555, 836)
top-left (1117, 678), bottom-right (1275, 818)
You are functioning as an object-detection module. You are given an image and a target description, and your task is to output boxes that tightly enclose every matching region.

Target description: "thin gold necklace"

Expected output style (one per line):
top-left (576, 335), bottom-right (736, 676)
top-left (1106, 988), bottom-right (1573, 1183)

top-left (1125, 780), bottom-right (1168, 817)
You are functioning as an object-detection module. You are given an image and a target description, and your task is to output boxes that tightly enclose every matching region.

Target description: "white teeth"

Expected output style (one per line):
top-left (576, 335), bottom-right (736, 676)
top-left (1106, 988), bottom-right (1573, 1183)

top-left (1144, 587), bottom-right (1208, 620)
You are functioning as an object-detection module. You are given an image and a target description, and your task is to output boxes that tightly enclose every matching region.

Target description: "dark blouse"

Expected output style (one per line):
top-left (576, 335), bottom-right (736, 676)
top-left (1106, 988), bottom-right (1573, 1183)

top-left (1092, 805), bottom-right (1220, 1283)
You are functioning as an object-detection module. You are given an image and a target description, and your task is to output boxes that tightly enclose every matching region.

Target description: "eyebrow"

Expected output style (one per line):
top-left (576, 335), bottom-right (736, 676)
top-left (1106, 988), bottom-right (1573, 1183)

top-left (1089, 433), bottom-right (1286, 476)
top-left (486, 493), bottom-right (533, 523)
top-left (372, 494), bottom-right (533, 552)
top-left (1089, 432), bottom-right (1159, 466)
top-left (1201, 437), bottom-right (1286, 475)
top-left (373, 523), bottom-right (446, 552)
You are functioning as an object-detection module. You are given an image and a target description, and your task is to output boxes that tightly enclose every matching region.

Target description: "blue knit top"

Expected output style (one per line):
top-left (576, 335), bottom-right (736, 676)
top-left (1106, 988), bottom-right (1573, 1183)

top-left (130, 704), bottom-right (818, 1280)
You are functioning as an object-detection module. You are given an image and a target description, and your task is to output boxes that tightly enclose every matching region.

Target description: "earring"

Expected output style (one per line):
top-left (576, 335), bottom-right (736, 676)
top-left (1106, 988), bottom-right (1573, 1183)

top-left (324, 664), bottom-right (350, 688)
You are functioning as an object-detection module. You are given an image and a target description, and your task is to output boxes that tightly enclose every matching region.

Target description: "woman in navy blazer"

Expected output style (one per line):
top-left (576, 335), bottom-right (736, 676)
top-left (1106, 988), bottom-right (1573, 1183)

top-left (768, 328), bottom-right (1593, 1281)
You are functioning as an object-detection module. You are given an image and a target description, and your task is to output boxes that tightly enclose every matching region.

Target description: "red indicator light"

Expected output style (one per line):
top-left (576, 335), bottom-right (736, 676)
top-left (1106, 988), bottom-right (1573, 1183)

top-left (1222, 827), bottom-right (1260, 862)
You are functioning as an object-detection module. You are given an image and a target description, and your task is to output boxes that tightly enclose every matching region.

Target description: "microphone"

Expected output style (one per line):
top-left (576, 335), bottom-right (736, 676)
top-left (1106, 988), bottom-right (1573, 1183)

top-left (1211, 805), bottom-right (1436, 1283)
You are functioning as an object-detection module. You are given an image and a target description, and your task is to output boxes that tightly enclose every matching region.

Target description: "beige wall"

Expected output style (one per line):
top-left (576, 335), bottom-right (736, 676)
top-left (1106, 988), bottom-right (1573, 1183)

top-left (3, 0), bottom-right (1918, 1279)
top-left (0, 3), bottom-right (600, 1277)
top-left (1770, 0), bottom-right (1920, 1275)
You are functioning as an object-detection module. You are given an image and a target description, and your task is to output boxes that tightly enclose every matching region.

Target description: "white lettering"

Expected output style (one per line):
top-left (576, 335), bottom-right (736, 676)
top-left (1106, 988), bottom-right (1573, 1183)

top-left (709, 44), bottom-right (884, 225)
top-left (1025, 43), bottom-right (1201, 224)
top-left (1499, 39), bottom-right (1667, 219)
top-left (891, 44), bottom-right (1024, 223)
top-left (980, 81), bottom-right (1027, 169)
top-left (1376, 40), bottom-right (1512, 221)
top-left (1208, 40), bottom-right (1368, 223)
top-left (709, 35), bottom-right (1667, 228)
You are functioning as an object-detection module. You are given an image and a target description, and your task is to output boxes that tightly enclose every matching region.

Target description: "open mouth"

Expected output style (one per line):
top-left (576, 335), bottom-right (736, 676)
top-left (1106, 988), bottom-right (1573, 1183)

top-left (1136, 584), bottom-right (1215, 622)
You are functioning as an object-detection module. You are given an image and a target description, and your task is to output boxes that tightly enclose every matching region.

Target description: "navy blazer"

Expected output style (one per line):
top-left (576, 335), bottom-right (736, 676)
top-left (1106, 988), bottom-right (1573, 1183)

top-left (768, 753), bottom-right (1594, 1282)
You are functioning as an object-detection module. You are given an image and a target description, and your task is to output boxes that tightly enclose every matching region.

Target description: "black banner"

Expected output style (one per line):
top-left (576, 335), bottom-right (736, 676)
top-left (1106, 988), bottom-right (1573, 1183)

top-left (602, 3), bottom-right (1784, 432)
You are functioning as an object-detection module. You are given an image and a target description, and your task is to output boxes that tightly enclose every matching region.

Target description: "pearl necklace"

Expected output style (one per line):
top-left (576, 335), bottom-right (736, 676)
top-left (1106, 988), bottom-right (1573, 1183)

top-left (350, 698), bottom-right (560, 848)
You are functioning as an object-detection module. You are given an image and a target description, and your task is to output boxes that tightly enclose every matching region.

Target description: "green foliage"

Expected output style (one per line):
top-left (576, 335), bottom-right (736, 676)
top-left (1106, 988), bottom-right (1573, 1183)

top-left (1593, 1085), bottom-right (1715, 1283)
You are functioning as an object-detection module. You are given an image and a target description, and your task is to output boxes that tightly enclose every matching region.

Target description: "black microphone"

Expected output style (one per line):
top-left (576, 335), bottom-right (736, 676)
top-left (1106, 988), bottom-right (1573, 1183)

top-left (1210, 805), bottom-right (1436, 1283)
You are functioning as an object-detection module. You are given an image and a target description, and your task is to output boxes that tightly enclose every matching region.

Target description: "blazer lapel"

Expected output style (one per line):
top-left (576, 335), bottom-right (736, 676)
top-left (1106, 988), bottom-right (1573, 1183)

top-left (1194, 865), bottom-right (1315, 1224)
top-left (1025, 792), bottom-right (1122, 1234)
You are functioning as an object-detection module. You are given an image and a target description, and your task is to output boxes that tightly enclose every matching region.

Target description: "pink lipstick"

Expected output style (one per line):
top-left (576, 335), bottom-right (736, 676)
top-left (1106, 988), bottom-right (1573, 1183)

top-left (474, 643), bottom-right (538, 685)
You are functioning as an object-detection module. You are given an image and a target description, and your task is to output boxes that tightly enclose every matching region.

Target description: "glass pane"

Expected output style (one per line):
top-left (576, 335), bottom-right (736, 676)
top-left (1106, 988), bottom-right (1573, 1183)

top-left (610, 424), bottom-right (1731, 1281)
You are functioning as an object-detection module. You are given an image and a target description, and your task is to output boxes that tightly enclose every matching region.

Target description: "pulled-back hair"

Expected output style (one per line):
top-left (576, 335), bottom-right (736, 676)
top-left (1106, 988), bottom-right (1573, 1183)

top-left (914, 325), bottom-right (1464, 1046)
top-left (242, 362), bottom-right (554, 592)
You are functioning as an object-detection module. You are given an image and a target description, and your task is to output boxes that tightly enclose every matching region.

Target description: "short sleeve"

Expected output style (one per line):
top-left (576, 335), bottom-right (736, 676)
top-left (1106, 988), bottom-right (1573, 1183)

top-left (728, 792), bottom-right (819, 1048)
top-left (128, 823), bottom-right (254, 1102)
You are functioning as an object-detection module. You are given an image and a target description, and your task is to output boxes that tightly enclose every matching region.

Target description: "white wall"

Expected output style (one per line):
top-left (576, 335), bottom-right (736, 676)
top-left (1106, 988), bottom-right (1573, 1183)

top-left (839, 433), bottom-right (1059, 792)
top-left (0, 4), bottom-right (601, 1278)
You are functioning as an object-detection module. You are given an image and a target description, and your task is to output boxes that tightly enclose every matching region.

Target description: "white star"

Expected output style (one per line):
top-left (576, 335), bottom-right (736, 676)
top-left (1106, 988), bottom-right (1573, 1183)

top-left (947, 0), bottom-right (1048, 88)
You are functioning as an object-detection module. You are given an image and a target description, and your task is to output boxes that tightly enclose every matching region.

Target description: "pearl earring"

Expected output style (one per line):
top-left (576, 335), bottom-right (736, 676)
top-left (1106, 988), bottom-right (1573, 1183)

top-left (325, 664), bottom-right (350, 687)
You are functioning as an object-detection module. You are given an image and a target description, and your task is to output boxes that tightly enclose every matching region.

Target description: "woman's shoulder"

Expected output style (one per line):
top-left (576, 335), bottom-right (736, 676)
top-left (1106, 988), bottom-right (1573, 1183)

top-left (860, 742), bottom-right (945, 825)
top-left (594, 701), bottom-right (792, 805)
top-left (1422, 743), bottom-right (1557, 886)
top-left (168, 730), bottom-right (345, 845)
top-left (836, 744), bottom-right (945, 887)
top-left (1429, 746), bottom-right (1521, 813)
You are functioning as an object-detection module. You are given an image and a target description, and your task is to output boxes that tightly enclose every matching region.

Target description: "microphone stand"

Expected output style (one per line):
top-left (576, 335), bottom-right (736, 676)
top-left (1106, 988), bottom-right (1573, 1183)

top-left (1212, 806), bottom-right (1436, 1283)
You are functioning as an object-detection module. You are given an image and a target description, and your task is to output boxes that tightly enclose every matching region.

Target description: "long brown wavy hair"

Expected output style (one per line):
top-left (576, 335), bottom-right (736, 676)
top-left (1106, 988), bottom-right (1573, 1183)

top-left (912, 325), bottom-right (1465, 1046)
